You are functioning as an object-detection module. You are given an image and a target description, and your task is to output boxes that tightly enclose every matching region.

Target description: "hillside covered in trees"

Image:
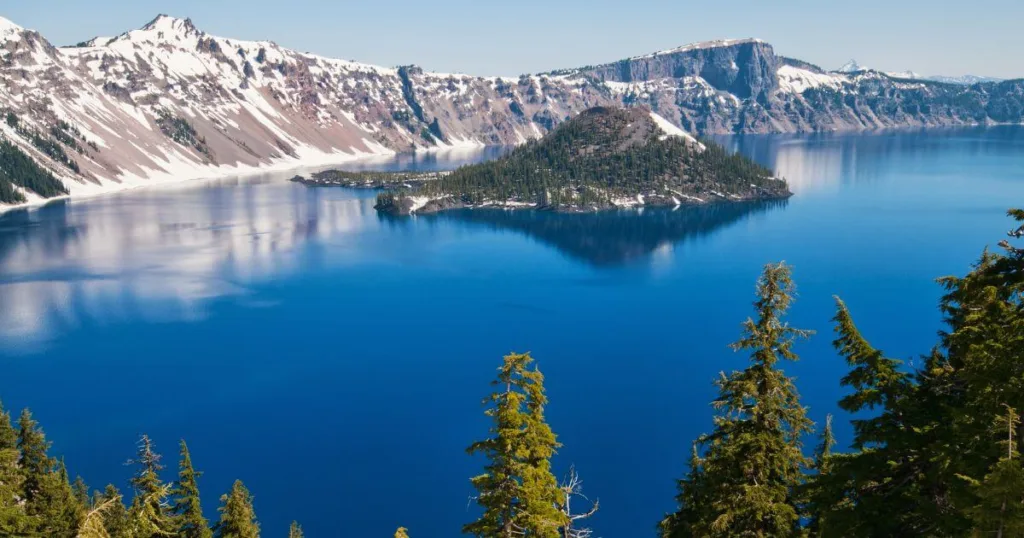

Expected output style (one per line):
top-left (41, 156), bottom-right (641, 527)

top-left (374, 107), bottom-right (790, 215)
top-left (1, 209), bottom-right (1022, 537)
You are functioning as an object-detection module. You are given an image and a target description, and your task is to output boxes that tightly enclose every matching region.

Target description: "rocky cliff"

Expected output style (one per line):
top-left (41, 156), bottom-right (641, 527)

top-left (0, 14), bottom-right (1021, 207)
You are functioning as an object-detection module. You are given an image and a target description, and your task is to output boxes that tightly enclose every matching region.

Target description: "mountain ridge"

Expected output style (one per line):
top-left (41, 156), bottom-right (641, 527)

top-left (0, 14), bottom-right (1022, 209)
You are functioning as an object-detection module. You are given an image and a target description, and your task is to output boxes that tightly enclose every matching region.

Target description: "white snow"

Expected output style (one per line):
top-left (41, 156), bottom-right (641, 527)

top-left (887, 70), bottom-right (923, 80)
top-left (637, 38), bottom-right (765, 60)
top-left (0, 16), bottom-right (23, 41)
top-left (407, 196), bottom-right (431, 214)
top-left (777, 65), bottom-right (848, 93)
top-left (836, 59), bottom-right (868, 73)
top-left (648, 111), bottom-right (705, 150)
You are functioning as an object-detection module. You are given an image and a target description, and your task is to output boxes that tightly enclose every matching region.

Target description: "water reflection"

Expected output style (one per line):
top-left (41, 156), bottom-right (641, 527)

top-left (0, 180), bottom-right (378, 346)
top-left (714, 126), bottom-right (1024, 193)
top-left (422, 201), bottom-right (786, 266)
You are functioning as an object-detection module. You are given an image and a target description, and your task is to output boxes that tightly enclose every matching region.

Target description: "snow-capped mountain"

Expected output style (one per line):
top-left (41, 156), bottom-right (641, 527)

top-left (928, 74), bottom-right (1003, 85)
top-left (836, 59), bottom-right (869, 73)
top-left (1, 14), bottom-right (1022, 208)
top-left (887, 70), bottom-right (924, 79)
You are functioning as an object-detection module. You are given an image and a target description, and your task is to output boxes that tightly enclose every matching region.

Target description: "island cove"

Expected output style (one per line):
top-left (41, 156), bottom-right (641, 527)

top-left (291, 107), bottom-right (791, 215)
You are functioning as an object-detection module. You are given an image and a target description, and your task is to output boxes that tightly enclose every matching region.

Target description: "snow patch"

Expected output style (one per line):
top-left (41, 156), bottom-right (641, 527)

top-left (777, 65), bottom-right (847, 93)
top-left (648, 111), bottom-right (704, 150)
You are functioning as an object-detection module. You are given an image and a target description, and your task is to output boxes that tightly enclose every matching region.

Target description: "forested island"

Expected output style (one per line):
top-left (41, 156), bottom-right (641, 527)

top-left (1, 209), bottom-right (1022, 537)
top-left (372, 107), bottom-right (790, 215)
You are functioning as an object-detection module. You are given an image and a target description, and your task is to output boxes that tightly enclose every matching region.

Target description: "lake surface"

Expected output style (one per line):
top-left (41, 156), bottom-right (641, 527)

top-left (2, 128), bottom-right (1023, 536)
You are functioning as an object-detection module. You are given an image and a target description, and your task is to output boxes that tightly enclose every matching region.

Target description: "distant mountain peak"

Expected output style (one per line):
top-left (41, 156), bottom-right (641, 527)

top-left (132, 14), bottom-right (201, 41)
top-left (887, 70), bottom-right (923, 79)
top-left (837, 59), bottom-right (868, 73)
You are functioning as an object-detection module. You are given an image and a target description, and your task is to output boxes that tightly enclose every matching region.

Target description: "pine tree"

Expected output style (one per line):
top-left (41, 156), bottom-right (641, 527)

top-left (0, 400), bottom-right (15, 452)
top-left (17, 408), bottom-right (53, 507)
top-left (96, 484), bottom-right (130, 538)
top-left (663, 262), bottom-right (813, 537)
top-left (961, 406), bottom-right (1024, 537)
top-left (832, 297), bottom-right (910, 448)
top-left (213, 480), bottom-right (259, 538)
top-left (394, 527), bottom-right (409, 538)
top-left (0, 401), bottom-right (32, 534)
top-left (17, 408), bottom-right (81, 535)
top-left (33, 459), bottom-right (83, 537)
top-left (73, 474), bottom-right (91, 509)
top-left (289, 521), bottom-right (304, 538)
top-left (128, 435), bottom-right (174, 537)
top-left (464, 352), bottom-right (565, 538)
top-left (172, 440), bottom-right (212, 538)
top-left (805, 415), bottom-right (836, 537)
top-left (660, 443), bottom-right (708, 538)
top-left (806, 297), bottom-right (939, 537)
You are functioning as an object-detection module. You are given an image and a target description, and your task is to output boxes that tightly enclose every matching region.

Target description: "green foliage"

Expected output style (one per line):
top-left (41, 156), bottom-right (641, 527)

top-left (0, 400), bottom-right (33, 534)
top-left (960, 406), bottom-right (1024, 536)
top-left (28, 129), bottom-right (80, 173)
top-left (156, 110), bottom-right (213, 161)
top-left (214, 480), bottom-right (260, 538)
top-left (465, 352), bottom-right (566, 538)
top-left (96, 484), bottom-right (131, 538)
top-left (128, 435), bottom-right (175, 537)
top-left (394, 527), bottom-right (409, 538)
top-left (172, 440), bottom-right (212, 538)
top-left (0, 138), bottom-right (69, 203)
top-left (664, 262), bottom-right (812, 538)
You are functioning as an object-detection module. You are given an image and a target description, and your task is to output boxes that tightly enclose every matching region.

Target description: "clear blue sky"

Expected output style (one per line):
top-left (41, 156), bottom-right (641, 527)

top-left (5, 0), bottom-right (1021, 78)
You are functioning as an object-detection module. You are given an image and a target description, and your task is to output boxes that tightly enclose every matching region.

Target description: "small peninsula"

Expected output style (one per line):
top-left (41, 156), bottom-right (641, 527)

top-left (370, 107), bottom-right (790, 215)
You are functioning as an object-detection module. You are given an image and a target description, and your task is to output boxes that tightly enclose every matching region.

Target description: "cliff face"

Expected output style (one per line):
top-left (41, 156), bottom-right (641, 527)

top-left (0, 14), bottom-right (1021, 206)
top-left (580, 39), bottom-right (780, 101)
top-left (575, 41), bottom-right (1024, 136)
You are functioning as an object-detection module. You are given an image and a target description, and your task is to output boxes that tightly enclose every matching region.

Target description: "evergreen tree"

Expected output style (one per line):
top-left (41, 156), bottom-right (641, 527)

top-left (394, 527), bottom-right (409, 538)
top-left (465, 352), bottom-right (565, 538)
top-left (172, 440), bottom-right (212, 538)
top-left (96, 484), bottom-right (130, 538)
top-left (0, 443), bottom-right (29, 534)
top-left (0, 400), bottom-right (15, 452)
top-left (663, 262), bottom-right (813, 537)
top-left (0, 401), bottom-right (31, 534)
top-left (17, 408), bottom-right (80, 535)
top-left (832, 297), bottom-right (911, 448)
top-left (74, 474), bottom-right (92, 509)
top-left (17, 408), bottom-right (53, 506)
top-left (213, 480), bottom-right (259, 538)
top-left (289, 521), bottom-right (304, 538)
top-left (961, 406), bottom-right (1024, 537)
top-left (805, 415), bottom-right (836, 537)
top-left (33, 459), bottom-right (83, 537)
top-left (128, 434), bottom-right (174, 537)
top-left (660, 443), bottom-right (708, 538)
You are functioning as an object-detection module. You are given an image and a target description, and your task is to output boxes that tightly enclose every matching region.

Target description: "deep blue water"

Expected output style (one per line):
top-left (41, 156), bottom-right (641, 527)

top-left (1, 128), bottom-right (1023, 536)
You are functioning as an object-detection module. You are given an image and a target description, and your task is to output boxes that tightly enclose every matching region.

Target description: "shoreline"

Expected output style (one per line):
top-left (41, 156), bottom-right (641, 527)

top-left (0, 140), bottom-right (493, 215)
top-left (375, 192), bottom-right (794, 217)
